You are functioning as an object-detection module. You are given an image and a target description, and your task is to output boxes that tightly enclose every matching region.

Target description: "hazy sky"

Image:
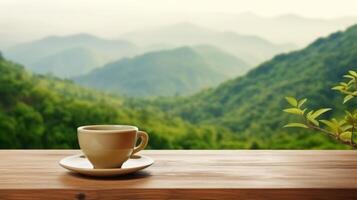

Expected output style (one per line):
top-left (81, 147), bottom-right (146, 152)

top-left (0, 0), bottom-right (357, 46)
top-left (1, 0), bottom-right (357, 18)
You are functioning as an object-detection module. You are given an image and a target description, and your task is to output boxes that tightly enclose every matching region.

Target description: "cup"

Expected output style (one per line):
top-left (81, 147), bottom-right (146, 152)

top-left (77, 125), bottom-right (149, 169)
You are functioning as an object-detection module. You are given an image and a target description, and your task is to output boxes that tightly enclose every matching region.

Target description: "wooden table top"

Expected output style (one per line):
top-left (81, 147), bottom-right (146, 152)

top-left (1, 150), bottom-right (357, 200)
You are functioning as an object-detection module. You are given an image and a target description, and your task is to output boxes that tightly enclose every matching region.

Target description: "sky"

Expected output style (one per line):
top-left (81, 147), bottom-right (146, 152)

top-left (1, 0), bottom-right (357, 18)
top-left (0, 0), bottom-right (357, 46)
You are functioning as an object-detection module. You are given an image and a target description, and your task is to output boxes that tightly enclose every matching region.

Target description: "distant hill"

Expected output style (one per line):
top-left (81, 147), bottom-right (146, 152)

top-left (192, 45), bottom-right (249, 78)
top-left (75, 45), bottom-right (250, 97)
top-left (4, 33), bottom-right (138, 78)
top-left (121, 22), bottom-right (296, 66)
top-left (31, 47), bottom-right (107, 78)
top-left (155, 24), bottom-right (357, 149)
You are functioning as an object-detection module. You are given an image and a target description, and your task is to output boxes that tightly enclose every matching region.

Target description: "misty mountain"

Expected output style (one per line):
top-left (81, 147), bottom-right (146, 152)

top-left (121, 22), bottom-right (296, 66)
top-left (31, 47), bottom-right (107, 78)
top-left (4, 33), bottom-right (138, 77)
top-left (75, 45), bottom-right (250, 97)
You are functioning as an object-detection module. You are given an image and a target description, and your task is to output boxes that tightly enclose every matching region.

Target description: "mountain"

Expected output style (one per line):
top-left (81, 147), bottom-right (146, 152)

top-left (75, 45), bottom-right (250, 97)
top-left (192, 45), bottom-right (249, 78)
top-left (121, 22), bottom-right (295, 66)
top-left (3, 33), bottom-right (138, 78)
top-left (155, 24), bottom-right (357, 149)
top-left (31, 47), bottom-right (107, 78)
top-left (0, 54), bottom-right (239, 149)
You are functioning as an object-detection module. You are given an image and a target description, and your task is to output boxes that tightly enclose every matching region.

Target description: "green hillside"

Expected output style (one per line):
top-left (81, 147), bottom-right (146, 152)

top-left (75, 46), bottom-right (249, 97)
top-left (154, 25), bottom-right (357, 149)
top-left (4, 34), bottom-right (137, 77)
top-left (0, 55), bottom-right (238, 149)
top-left (192, 45), bottom-right (250, 78)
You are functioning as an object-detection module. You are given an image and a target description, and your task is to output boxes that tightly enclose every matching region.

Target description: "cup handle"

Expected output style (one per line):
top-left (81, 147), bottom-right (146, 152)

top-left (132, 131), bottom-right (149, 155)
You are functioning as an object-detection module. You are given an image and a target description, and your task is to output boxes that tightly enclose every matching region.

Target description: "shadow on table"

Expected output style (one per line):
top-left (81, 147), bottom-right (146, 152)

top-left (58, 170), bottom-right (152, 188)
top-left (66, 170), bottom-right (151, 180)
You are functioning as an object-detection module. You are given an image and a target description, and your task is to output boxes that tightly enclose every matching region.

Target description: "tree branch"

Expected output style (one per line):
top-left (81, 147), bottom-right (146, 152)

top-left (307, 124), bottom-right (357, 149)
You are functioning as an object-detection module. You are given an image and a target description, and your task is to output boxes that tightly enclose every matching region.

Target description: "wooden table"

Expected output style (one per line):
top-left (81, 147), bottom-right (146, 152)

top-left (0, 150), bottom-right (357, 200)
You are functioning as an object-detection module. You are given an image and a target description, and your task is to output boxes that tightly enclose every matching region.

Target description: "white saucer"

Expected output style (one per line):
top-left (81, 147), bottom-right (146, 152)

top-left (59, 154), bottom-right (154, 177)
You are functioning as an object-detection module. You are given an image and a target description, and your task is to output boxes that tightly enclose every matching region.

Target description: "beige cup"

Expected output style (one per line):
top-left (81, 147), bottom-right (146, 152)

top-left (77, 125), bottom-right (149, 169)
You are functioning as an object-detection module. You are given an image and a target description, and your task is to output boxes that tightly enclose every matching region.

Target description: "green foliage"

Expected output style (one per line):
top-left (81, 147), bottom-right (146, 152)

top-left (284, 123), bottom-right (308, 129)
top-left (332, 70), bottom-right (357, 104)
top-left (284, 70), bottom-right (357, 148)
top-left (285, 97), bottom-right (298, 107)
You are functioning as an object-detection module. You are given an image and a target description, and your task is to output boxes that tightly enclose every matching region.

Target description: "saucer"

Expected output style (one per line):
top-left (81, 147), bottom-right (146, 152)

top-left (59, 154), bottom-right (154, 177)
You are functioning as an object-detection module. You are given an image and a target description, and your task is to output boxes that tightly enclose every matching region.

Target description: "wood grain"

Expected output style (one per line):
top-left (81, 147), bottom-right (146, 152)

top-left (0, 150), bottom-right (357, 199)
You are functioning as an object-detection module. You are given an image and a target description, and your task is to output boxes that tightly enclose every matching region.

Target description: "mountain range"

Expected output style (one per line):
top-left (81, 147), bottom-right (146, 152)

top-left (122, 22), bottom-right (295, 66)
top-left (2, 12), bottom-right (355, 49)
top-left (75, 45), bottom-right (250, 97)
top-left (3, 23), bottom-right (289, 79)
top-left (3, 34), bottom-right (138, 78)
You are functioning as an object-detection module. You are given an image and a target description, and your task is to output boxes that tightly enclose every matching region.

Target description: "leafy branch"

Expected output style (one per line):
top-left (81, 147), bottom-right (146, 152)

top-left (283, 70), bottom-right (357, 148)
top-left (332, 70), bottom-right (357, 103)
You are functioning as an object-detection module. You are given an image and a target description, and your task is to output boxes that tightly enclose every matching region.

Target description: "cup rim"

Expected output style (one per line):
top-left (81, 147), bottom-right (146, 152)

top-left (78, 125), bottom-right (138, 133)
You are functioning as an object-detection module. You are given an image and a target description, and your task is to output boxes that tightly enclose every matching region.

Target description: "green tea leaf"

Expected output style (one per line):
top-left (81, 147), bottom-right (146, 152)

top-left (344, 75), bottom-right (355, 79)
top-left (332, 86), bottom-right (344, 90)
top-left (310, 108), bottom-right (331, 119)
top-left (285, 97), bottom-right (298, 107)
top-left (349, 70), bottom-right (357, 77)
top-left (284, 123), bottom-right (308, 129)
top-left (340, 82), bottom-right (348, 87)
top-left (343, 95), bottom-right (353, 104)
top-left (348, 79), bottom-right (355, 85)
top-left (297, 98), bottom-right (307, 108)
top-left (283, 108), bottom-right (303, 115)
